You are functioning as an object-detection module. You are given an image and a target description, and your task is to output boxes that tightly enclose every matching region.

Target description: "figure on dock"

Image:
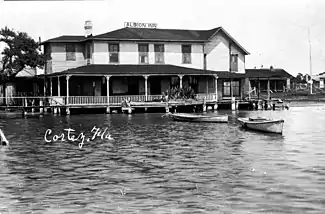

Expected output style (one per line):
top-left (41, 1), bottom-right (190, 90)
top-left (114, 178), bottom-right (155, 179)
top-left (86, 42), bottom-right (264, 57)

top-left (121, 98), bottom-right (132, 114)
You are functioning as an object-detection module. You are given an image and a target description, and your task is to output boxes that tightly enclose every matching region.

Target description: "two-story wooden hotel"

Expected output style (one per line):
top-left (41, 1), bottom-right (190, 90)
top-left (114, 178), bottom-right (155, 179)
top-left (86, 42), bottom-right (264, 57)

top-left (38, 21), bottom-right (251, 113)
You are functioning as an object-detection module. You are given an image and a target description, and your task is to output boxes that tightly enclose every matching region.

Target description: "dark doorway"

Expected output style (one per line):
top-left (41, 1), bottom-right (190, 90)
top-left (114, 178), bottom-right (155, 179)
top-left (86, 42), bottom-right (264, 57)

top-left (128, 77), bottom-right (139, 95)
top-left (150, 76), bottom-right (161, 95)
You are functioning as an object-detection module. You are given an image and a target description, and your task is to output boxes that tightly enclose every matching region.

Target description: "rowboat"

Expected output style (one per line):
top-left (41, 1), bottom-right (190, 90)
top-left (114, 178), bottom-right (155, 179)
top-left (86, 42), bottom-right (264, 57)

top-left (237, 117), bottom-right (284, 134)
top-left (163, 113), bottom-right (228, 123)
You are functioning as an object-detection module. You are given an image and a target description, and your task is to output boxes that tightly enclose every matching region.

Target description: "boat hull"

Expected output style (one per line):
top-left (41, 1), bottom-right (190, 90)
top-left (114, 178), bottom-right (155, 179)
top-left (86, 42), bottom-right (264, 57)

top-left (238, 117), bottom-right (284, 134)
top-left (171, 113), bottom-right (228, 123)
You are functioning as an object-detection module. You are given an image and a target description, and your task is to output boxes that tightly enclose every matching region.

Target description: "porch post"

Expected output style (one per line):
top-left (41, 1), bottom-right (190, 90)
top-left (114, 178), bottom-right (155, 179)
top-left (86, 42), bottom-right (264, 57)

top-left (43, 79), bottom-right (46, 96)
top-left (50, 77), bottom-right (52, 96)
top-left (248, 78), bottom-right (251, 100)
top-left (178, 75), bottom-right (184, 89)
top-left (214, 75), bottom-right (218, 101)
top-left (66, 75), bottom-right (71, 115)
top-left (105, 75), bottom-right (111, 113)
top-left (286, 78), bottom-right (290, 91)
top-left (267, 78), bottom-right (270, 101)
top-left (58, 76), bottom-right (60, 96)
top-left (66, 75), bottom-right (71, 104)
top-left (143, 75), bottom-right (149, 101)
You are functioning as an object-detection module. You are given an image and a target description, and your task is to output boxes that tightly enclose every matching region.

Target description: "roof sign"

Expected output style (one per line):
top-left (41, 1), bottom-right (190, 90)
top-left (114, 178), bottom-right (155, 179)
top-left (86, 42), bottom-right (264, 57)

top-left (124, 22), bottom-right (157, 29)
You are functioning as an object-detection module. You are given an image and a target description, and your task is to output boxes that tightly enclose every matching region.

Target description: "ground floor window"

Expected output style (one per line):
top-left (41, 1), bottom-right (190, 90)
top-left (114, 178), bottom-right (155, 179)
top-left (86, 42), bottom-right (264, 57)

top-left (223, 80), bottom-right (240, 97)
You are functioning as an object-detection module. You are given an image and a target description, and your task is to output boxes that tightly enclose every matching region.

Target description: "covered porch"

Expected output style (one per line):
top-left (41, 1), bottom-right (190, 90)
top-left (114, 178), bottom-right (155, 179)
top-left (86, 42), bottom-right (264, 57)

top-left (43, 64), bottom-right (222, 106)
top-left (247, 77), bottom-right (291, 99)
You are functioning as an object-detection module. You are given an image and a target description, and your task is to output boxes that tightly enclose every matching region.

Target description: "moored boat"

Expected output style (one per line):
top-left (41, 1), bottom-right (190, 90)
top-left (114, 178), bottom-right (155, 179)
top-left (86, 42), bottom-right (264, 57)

top-left (164, 113), bottom-right (228, 123)
top-left (237, 117), bottom-right (284, 134)
top-left (0, 129), bottom-right (9, 146)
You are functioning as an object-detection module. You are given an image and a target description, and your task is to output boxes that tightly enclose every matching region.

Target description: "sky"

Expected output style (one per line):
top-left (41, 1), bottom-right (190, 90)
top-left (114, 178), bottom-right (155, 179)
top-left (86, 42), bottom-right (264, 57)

top-left (0, 0), bottom-right (324, 76)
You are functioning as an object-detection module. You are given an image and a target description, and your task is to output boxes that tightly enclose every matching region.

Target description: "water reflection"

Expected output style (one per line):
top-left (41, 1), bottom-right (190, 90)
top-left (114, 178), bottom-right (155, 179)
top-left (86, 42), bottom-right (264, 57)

top-left (1, 105), bottom-right (325, 213)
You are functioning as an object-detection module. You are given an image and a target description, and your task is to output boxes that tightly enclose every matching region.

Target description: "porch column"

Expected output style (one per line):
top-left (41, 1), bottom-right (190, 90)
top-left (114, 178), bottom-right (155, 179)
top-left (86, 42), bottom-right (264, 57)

top-left (178, 75), bottom-right (184, 89)
top-left (143, 75), bottom-right (149, 101)
top-left (66, 75), bottom-right (71, 105)
top-left (105, 75), bottom-right (111, 112)
top-left (50, 77), bottom-right (52, 96)
top-left (58, 76), bottom-right (60, 96)
top-left (248, 79), bottom-right (252, 100)
top-left (267, 78), bottom-right (270, 100)
top-left (286, 78), bottom-right (290, 91)
top-left (43, 78), bottom-right (46, 96)
top-left (214, 75), bottom-right (218, 101)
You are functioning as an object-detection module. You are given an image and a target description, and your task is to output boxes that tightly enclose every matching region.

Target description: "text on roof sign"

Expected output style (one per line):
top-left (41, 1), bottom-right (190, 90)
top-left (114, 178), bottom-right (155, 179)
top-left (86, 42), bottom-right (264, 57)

top-left (124, 22), bottom-right (157, 29)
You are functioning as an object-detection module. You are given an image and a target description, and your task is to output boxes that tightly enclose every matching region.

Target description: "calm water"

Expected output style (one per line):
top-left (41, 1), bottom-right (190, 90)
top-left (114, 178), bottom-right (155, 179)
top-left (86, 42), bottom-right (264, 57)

top-left (1, 104), bottom-right (325, 214)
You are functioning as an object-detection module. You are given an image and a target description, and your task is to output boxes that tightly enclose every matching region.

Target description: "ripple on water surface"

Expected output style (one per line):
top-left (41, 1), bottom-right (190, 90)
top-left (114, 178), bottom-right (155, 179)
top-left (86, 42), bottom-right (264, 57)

top-left (1, 106), bottom-right (325, 213)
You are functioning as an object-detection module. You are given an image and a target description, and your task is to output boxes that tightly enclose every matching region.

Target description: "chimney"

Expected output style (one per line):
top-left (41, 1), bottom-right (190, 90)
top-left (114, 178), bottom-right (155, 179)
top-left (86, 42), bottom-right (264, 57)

top-left (84, 20), bottom-right (93, 37)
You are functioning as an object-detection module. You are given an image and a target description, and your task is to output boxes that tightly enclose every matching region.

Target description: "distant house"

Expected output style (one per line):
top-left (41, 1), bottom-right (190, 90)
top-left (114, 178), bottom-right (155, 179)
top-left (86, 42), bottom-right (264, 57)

top-left (0, 66), bottom-right (42, 105)
top-left (311, 73), bottom-right (325, 89)
top-left (244, 68), bottom-right (293, 98)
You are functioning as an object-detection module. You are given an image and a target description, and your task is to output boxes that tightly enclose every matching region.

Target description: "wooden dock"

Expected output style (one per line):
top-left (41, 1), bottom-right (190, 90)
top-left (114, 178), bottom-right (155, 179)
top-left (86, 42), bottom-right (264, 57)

top-left (0, 94), bottom-right (289, 116)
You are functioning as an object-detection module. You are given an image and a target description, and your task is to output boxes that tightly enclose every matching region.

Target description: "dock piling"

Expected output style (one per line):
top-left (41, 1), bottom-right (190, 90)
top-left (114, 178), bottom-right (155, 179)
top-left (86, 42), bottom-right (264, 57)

top-left (231, 97), bottom-right (236, 111)
top-left (106, 107), bottom-right (110, 114)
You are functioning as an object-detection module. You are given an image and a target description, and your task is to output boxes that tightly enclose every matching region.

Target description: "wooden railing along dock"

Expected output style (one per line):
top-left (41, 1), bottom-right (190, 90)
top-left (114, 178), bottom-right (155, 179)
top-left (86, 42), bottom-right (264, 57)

top-left (0, 93), bottom-right (217, 107)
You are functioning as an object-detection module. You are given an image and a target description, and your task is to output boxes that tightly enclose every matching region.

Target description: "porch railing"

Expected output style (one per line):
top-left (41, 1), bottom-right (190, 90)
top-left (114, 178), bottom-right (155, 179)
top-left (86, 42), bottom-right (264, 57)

top-left (68, 96), bottom-right (108, 105)
top-left (195, 93), bottom-right (217, 101)
top-left (0, 93), bottom-right (217, 107)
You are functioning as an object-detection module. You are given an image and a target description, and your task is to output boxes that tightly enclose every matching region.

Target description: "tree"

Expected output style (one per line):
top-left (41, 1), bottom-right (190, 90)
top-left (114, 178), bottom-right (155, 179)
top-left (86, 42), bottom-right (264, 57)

top-left (0, 26), bottom-right (49, 103)
top-left (293, 73), bottom-right (307, 84)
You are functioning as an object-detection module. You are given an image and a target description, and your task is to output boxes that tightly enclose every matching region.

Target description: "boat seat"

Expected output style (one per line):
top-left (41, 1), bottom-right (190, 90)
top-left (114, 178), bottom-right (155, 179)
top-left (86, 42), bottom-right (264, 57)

top-left (249, 117), bottom-right (267, 121)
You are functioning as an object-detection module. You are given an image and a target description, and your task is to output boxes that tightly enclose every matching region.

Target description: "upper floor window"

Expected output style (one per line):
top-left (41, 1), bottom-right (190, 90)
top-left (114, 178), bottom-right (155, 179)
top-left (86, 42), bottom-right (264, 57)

top-left (138, 44), bottom-right (149, 64)
top-left (109, 43), bottom-right (119, 63)
top-left (66, 44), bottom-right (76, 61)
top-left (154, 44), bottom-right (164, 64)
top-left (182, 45), bottom-right (191, 64)
top-left (230, 53), bottom-right (238, 71)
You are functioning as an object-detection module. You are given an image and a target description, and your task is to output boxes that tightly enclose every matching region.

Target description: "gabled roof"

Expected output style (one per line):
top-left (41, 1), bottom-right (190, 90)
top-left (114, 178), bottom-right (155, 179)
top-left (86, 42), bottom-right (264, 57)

top-left (245, 68), bottom-right (293, 78)
top-left (40, 27), bottom-right (249, 55)
top-left (92, 27), bottom-right (219, 42)
top-left (41, 64), bottom-right (246, 78)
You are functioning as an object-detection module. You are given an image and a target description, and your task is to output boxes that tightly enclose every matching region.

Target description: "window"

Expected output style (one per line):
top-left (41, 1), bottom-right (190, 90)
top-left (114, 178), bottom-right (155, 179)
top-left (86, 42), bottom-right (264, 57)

top-left (154, 44), bottom-right (164, 63)
top-left (182, 45), bottom-right (191, 64)
top-left (66, 44), bottom-right (76, 61)
top-left (230, 53), bottom-right (238, 71)
top-left (138, 44), bottom-right (149, 64)
top-left (223, 80), bottom-right (240, 97)
top-left (109, 44), bottom-right (119, 63)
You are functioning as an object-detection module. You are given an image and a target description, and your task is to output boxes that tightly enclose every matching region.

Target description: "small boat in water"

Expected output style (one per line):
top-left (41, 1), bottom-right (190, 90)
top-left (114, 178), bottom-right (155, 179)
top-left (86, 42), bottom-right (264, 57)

top-left (0, 128), bottom-right (9, 146)
top-left (237, 117), bottom-right (284, 134)
top-left (163, 112), bottom-right (228, 123)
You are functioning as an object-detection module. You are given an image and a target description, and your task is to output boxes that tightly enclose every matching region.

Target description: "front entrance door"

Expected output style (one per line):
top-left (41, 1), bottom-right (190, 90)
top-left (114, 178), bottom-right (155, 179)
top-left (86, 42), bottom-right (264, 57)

top-left (128, 77), bottom-right (139, 95)
top-left (150, 77), bottom-right (161, 95)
